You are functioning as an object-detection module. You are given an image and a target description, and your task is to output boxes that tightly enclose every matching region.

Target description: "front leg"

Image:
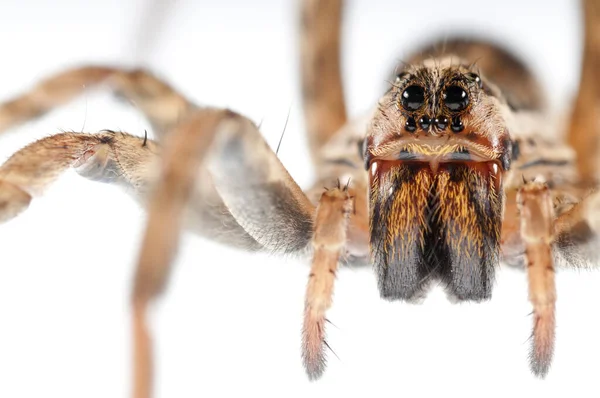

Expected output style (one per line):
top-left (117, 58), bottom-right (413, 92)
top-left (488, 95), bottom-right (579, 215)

top-left (303, 186), bottom-right (352, 379)
top-left (517, 181), bottom-right (556, 377)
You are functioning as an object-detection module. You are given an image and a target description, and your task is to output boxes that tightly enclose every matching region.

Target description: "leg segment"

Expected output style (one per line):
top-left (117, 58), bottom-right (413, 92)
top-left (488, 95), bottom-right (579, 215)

top-left (554, 188), bottom-right (600, 236)
top-left (131, 108), bottom-right (316, 397)
top-left (517, 181), bottom-right (556, 377)
top-left (568, 0), bottom-right (600, 184)
top-left (302, 186), bottom-right (352, 379)
top-left (0, 66), bottom-right (194, 139)
top-left (300, 0), bottom-right (347, 170)
top-left (131, 110), bottom-right (225, 398)
top-left (208, 115), bottom-right (316, 252)
top-left (0, 131), bottom-right (156, 222)
top-left (0, 128), bottom-right (264, 250)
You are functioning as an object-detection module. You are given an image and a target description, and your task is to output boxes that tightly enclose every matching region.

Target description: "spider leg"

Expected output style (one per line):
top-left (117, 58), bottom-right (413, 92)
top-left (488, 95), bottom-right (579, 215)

top-left (0, 131), bottom-right (155, 222)
top-left (554, 188), bottom-right (600, 235)
top-left (0, 66), bottom-right (193, 139)
top-left (300, 0), bottom-right (370, 259)
top-left (300, 0), bottom-right (347, 170)
top-left (131, 110), bottom-right (225, 398)
top-left (517, 181), bottom-right (556, 377)
top-left (132, 108), bottom-right (316, 397)
top-left (0, 108), bottom-right (319, 397)
top-left (302, 186), bottom-right (352, 379)
top-left (567, 0), bottom-right (600, 184)
top-left (0, 128), bottom-right (264, 250)
top-left (549, 187), bottom-right (600, 268)
top-left (207, 113), bottom-right (316, 252)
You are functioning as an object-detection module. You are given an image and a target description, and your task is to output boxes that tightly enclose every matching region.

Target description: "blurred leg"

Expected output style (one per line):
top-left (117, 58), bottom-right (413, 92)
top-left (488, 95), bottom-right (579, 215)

top-left (131, 108), bottom-right (316, 397)
top-left (300, 0), bottom-right (347, 171)
top-left (0, 66), bottom-right (194, 139)
top-left (568, 0), bottom-right (600, 184)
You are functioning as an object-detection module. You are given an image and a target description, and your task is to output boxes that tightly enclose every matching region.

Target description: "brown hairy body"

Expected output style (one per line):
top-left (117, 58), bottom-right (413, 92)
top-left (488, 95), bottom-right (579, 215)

top-left (0, 1), bottom-right (599, 397)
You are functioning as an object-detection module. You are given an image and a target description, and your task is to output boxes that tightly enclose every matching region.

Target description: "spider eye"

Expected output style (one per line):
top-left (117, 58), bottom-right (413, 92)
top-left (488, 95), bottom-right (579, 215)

top-left (400, 85), bottom-right (425, 111)
top-left (443, 85), bottom-right (469, 111)
top-left (467, 72), bottom-right (483, 88)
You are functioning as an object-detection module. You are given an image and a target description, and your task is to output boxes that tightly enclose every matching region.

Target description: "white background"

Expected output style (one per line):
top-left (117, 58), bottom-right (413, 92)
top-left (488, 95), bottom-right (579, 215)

top-left (0, 0), bottom-right (599, 397)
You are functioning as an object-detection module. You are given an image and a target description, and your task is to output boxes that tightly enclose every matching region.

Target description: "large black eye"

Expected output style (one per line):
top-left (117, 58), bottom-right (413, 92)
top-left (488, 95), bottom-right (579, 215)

top-left (443, 85), bottom-right (469, 111)
top-left (400, 85), bottom-right (425, 111)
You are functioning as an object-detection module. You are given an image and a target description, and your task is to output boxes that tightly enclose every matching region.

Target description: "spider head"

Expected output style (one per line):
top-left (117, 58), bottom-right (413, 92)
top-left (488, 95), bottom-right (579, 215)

top-left (366, 57), bottom-right (512, 170)
top-left (364, 57), bottom-right (513, 302)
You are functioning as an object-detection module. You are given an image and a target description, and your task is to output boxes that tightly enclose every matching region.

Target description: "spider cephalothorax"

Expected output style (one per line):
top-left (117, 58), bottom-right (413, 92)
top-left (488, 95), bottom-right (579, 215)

top-left (365, 59), bottom-right (512, 301)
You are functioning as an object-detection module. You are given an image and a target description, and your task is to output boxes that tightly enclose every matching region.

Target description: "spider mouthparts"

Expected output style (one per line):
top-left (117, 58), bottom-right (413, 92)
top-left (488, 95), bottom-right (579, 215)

top-left (369, 159), bottom-right (504, 302)
top-left (429, 159), bottom-right (440, 173)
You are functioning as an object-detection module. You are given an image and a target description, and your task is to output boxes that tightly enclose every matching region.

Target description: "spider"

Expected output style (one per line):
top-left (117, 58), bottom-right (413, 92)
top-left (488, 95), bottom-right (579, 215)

top-left (0, 0), bottom-right (599, 397)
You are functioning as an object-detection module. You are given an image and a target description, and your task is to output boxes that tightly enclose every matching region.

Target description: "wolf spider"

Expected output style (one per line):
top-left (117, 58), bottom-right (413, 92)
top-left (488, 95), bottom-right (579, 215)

top-left (1, 0), bottom-right (600, 397)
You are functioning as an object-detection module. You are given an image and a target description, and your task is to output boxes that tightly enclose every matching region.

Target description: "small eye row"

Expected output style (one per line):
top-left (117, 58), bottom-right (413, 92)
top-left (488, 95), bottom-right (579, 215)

top-left (400, 84), bottom-right (470, 113)
top-left (405, 115), bottom-right (464, 133)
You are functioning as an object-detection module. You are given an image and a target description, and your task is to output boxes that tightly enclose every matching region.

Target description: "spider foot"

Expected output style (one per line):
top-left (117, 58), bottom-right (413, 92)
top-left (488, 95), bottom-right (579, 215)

top-left (302, 310), bottom-right (327, 380)
top-left (529, 305), bottom-right (555, 378)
